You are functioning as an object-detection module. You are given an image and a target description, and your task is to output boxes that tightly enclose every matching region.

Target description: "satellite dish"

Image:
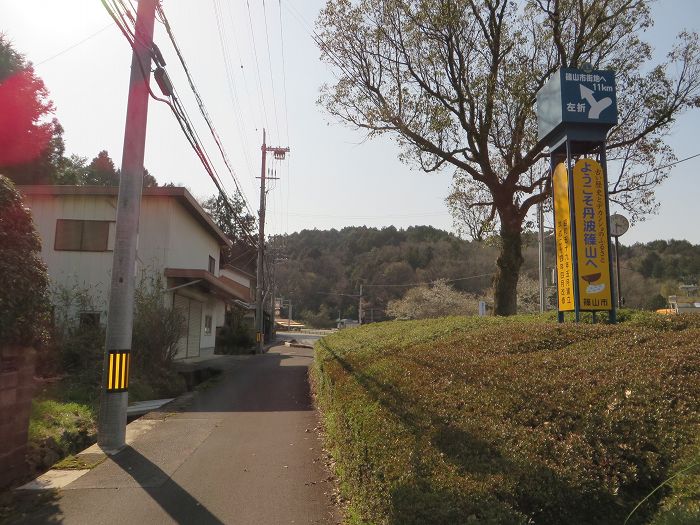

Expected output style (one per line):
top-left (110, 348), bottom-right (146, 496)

top-left (610, 214), bottom-right (629, 237)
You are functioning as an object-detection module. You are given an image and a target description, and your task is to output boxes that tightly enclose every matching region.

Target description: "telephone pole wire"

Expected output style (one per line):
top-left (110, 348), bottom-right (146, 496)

top-left (255, 129), bottom-right (289, 352)
top-left (98, 0), bottom-right (157, 452)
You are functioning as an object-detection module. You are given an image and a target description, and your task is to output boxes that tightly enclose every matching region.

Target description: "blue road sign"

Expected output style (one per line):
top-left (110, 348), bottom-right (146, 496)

top-left (537, 68), bottom-right (618, 144)
top-left (560, 68), bottom-right (617, 125)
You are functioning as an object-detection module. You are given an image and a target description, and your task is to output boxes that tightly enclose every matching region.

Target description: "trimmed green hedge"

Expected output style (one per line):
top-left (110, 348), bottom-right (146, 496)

top-left (312, 315), bottom-right (700, 524)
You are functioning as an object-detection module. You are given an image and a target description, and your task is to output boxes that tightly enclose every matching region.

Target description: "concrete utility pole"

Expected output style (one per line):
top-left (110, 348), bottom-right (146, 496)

top-left (255, 130), bottom-right (289, 353)
top-left (358, 284), bottom-right (363, 325)
top-left (98, 0), bottom-right (157, 453)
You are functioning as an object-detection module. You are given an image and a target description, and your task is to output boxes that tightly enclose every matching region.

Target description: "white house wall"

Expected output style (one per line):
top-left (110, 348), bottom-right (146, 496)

top-left (220, 267), bottom-right (251, 289)
top-left (23, 193), bottom-right (116, 312)
top-left (23, 190), bottom-right (229, 358)
top-left (163, 199), bottom-right (221, 274)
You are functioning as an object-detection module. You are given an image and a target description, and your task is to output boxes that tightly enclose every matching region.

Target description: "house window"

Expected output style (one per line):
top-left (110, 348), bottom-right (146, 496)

top-left (204, 315), bottom-right (212, 335)
top-left (55, 219), bottom-right (110, 251)
top-left (208, 255), bottom-right (216, 274)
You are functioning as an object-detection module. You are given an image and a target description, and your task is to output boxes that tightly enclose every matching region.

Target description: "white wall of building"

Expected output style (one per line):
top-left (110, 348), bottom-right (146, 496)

top-left (22, 190), bottom-right (228, 358)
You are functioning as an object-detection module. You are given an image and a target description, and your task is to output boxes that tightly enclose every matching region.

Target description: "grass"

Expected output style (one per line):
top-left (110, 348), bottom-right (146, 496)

top-left (52, 454), bottom-right (106, 470)
top-left (312, 313), bottom-right (700, 524)
top-left (25, 365), bottom-right (188, 476)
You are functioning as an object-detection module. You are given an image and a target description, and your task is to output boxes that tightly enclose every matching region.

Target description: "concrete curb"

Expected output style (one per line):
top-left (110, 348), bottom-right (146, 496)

top-left (15, 419), bottom-right (163, 491)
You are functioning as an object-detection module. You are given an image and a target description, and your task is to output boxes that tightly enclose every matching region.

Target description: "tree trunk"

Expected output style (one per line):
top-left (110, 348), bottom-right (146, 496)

top-left (493, 217), bottom-right (524, 316)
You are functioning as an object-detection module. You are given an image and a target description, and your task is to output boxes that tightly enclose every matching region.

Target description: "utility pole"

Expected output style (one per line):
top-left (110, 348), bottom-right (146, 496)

top-left (255, 129), bottom-right (289, 353)
top-left (98, 0), bottom-right (157, 453)
top-left (358, 284), bottom-right (363, 325)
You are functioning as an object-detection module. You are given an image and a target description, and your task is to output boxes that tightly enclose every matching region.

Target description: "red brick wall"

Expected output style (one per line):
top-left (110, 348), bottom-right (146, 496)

top-left (0, 346), bottom-right (36, 489)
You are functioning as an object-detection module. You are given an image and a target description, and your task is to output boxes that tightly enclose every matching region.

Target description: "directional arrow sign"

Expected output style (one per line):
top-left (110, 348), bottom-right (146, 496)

top-left (537, 67), bottom-right (618, 142)
top-left (579, 84), bottom-right (613, 119)
top-left (561, 68), bottom-right (617, 125)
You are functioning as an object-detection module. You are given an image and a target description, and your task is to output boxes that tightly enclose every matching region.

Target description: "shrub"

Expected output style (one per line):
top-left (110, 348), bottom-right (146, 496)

top-left (0, 175), bottom-right (49, 347)
top-left (216, 323), bottom-right (254, 354)
top-left (313, 316), bottom-right (700, 524)
top-left (132, 271), bottom-right (186, 370)
top-left (47, 281), bottom-right (105, 382)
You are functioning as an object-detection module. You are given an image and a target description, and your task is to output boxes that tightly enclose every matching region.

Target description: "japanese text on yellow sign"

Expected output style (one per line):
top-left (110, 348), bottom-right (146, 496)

top-left (572, 159), bottom-right (612, 310)
top-left (553, 162), bottom-right (575, 311)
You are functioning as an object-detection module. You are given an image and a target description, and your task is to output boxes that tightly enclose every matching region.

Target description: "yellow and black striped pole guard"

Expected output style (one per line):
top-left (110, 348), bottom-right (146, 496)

top-left (106, 350), bottom-right (131, 392)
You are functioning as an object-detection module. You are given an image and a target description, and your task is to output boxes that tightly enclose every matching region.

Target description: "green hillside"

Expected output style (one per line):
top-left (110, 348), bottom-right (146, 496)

top-left (272, 227), bottom-right (700, 325)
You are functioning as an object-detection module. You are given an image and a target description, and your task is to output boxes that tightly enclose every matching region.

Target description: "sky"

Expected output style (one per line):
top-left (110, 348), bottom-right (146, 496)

top-left (2, 0), bottom-right (699, 245)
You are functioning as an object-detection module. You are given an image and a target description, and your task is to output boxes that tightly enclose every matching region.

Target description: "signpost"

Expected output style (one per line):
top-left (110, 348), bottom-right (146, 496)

top-left (553, 162), bottom-right (574, 311)
top-left (610, 213), bottom-right (630, 308)
top-left (537, 66), bottom-right (619, 323)
top-left (572, 159), bottom-right (613, 311)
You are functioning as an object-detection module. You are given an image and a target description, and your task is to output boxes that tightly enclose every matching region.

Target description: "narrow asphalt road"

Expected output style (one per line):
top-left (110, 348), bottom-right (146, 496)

top-left (14, 338), bottom-right (339, 525)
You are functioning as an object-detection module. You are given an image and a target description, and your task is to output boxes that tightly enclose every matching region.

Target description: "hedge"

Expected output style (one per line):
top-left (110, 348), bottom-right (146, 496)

top-left (312, 315), bottom-right (700, 524)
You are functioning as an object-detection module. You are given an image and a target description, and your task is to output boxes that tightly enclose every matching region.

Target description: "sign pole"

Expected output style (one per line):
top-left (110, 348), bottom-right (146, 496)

top-left (565, 138), bottom-right (581, 323)
top-left (599, 144), bottom-right (617, 323)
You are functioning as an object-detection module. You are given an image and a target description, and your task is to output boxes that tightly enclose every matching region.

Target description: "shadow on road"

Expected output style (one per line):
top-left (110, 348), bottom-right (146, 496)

top-left (111, 446), bottom-right (224, 525)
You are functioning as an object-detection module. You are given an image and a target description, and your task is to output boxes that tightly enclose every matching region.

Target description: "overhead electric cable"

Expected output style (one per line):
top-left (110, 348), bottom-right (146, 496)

top-left (277, 0), bottom-right (290, 145)
top-left (262, 0), bottom-right (281, 140)
top-left (245, 0), bottom-right (271, 133)
top-left (363, 273), bottom-right (496, 288)
top-left (99, 0), bottom-right (258, 246)
top-left (156, 3), bottom-right (258, 222)
top-left (36, 24), bottom-right (112, 65)
top-left (212, 0), bottom-right (256, 180)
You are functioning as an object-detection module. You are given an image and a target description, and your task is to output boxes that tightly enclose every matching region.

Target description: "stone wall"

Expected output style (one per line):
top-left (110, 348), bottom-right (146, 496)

top-left (0, 346), bottom-right (36, 489)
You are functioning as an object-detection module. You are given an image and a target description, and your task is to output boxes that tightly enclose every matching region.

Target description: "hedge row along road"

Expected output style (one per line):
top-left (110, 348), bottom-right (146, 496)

top-left (312, 313), bottom-right (700, 525)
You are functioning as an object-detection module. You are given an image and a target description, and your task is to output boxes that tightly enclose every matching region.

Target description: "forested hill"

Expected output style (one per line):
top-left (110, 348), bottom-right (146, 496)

top-left (271, 226), bottom-right (700, 327)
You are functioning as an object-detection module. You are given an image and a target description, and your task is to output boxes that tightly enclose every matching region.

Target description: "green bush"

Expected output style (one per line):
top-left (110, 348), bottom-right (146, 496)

top-left (47, 281), bottom-right (106, 383)
top-left (131, 271), bottom-right (186, 370)
top-left (216, 323), bottom-right (254, 354)
top-left (313, 315), bottom-right (700, 524)
top-left (0, 175), bottom-right (49, 347)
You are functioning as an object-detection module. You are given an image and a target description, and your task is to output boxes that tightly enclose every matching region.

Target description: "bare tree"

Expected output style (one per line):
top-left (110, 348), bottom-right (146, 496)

top-left (316, 0), bottom-right (700, 314)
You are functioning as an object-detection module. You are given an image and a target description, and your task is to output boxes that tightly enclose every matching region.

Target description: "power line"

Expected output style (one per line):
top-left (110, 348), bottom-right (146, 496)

top-left (363, 273), bottom-right (495, 288)
top-left (100, 0), bottom-right (258, 247)
top-left (277, 0), bottom-right (290, 145)
top-left (211, 0), bottom-right (255, 180)
top-left (246, 0), bottom-right (270, 133)
top-left (278, 1), bottom-right (291, 235)
top-left (223, 0), bottom-right (260, 132)
top-left (262, 0), bottom-right (281, 141)
top-left (156, 3), bottom-right (257, 223)
top-left (634, 152), bottom-right (700, 177)
top-left (35, 24), bottom-right (112, 65)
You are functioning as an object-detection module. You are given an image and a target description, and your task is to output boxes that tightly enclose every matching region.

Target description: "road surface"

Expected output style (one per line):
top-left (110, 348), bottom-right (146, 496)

top-left (12, 337), bottom-right (339, 525)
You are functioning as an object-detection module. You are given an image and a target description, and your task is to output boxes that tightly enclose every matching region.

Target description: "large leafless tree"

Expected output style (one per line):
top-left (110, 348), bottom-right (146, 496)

top-left (316, 0), bottom-right (700, 315)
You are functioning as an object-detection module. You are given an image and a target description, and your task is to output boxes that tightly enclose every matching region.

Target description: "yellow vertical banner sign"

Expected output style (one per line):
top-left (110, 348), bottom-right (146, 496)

top-left (572, 159), bottom-right (612, 310)
top-left (106, 350), bottom-right (130, 392)
top-left (553, 163), bottom-right (575, 311)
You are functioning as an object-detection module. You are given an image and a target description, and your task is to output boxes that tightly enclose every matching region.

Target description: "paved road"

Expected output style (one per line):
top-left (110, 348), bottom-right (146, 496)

top-left (14, 338), bottom-right (339, 525)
